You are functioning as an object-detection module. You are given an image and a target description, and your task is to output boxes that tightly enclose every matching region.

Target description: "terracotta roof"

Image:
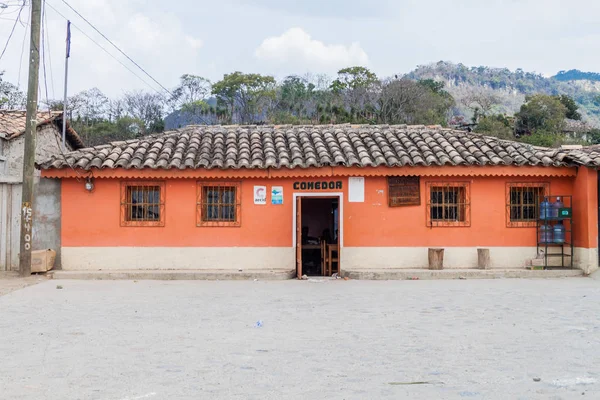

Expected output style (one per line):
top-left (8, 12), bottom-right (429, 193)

top-left (37, 124), bottom-right (600, 171)
top-left (0, 110), bottom-right (84, 149)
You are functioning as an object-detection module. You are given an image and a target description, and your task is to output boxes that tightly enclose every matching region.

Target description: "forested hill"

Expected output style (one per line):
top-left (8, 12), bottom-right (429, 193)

top-left (405, 61), bottom-right (600, 126)
top-left (553, 70), bottom-right (600, 82)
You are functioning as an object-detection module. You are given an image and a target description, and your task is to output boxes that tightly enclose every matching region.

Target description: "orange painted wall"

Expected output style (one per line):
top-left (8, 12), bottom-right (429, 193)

top-left (60, 171), bottom-right (596, 249)
top-left (344, 176), bottom-right (573, 247)
top-left (572, 167), bottom-right (598, 248)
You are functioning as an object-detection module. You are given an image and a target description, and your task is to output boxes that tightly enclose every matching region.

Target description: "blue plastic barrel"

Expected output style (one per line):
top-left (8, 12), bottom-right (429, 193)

top-left (540, 197), bottom-right (551, 220)
top-left (553, 222), bottom-right (565, 244)
top-left (540, 224), bottom-right (553, 243)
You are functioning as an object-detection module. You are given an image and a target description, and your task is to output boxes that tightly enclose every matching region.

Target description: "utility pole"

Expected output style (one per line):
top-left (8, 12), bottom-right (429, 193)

top-left (19, 0), bottom-right (42, 277)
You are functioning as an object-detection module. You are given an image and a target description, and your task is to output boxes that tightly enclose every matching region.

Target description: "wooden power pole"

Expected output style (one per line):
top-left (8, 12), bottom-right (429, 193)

top-left (19, 0), bottom-right (42, 277)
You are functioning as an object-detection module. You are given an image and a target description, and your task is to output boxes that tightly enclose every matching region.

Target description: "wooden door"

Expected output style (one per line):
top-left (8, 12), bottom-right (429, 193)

top-left (296, 196), bottom-right (302, 279)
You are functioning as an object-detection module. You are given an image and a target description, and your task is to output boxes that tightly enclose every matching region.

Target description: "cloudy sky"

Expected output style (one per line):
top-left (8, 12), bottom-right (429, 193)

top-left (0, 0), bottom-right (599, 98)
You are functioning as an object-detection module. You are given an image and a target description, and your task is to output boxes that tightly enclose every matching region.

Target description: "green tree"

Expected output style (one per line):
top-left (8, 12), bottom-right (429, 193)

top-left (515, 94), bottom-right (567, 134)
top-left (557, 94), bottom-right (581, 120)
top-left (329, 66), bottom-right (379, 123)
top-left (473, 114), bottom-right (513, 139)
top-left (212, 72), bottom-right (276, 124)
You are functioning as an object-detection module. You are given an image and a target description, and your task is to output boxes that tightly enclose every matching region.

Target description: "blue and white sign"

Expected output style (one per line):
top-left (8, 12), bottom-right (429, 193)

top-left (271, 186), bottom-right (283, 205)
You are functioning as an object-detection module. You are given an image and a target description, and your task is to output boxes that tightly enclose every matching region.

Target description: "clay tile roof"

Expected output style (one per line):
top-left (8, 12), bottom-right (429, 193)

top-left (0, 110), bottom-right (84, 149)
top-left (36, 124), bottom-right (600, 170)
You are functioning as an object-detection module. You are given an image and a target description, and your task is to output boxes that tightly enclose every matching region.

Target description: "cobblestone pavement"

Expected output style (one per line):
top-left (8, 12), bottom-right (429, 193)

top-left (0, 278), bottom-right (599, 400)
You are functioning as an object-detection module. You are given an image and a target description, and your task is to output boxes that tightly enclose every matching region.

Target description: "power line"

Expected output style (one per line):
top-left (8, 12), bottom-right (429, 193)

top-left (0, 0), bottom-right (26, 62)
top-left (41, 0), bottom-right (50, 113)
top-left (17, 0), bottom-right (29, 88)
top-left (59, 0), bottom-right (174, 98)
top-left (42, 0), bottom-right (54, 97)
top-left (44, 1), bottom-right (166, 98)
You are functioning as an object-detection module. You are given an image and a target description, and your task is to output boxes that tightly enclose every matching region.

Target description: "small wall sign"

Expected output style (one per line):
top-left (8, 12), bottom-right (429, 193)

top-left (293, 181), bottom-right (343, 190)
top-left (271, 186), bottom-right (283, 204)
top-left (254, 186), bottom-right (267, 205)
top-left (348, 177), bottom-right (365, 202)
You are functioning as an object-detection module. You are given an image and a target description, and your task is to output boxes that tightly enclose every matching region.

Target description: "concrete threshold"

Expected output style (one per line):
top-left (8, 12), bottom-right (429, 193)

top-left (341, 268), bottom-right (585, 280)
top-left (50, 269), bottom-right (296, 281)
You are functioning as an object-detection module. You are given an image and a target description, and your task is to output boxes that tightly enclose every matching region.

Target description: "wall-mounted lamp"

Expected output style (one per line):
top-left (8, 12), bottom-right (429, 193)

top-left (85, 177), bottom-right (94, 192)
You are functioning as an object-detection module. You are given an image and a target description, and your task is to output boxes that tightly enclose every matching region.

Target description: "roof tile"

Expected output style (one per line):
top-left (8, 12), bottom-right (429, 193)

top-left (37, 125), bottom-right (600, 171)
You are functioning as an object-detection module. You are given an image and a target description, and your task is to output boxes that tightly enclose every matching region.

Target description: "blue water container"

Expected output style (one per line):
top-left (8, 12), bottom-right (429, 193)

top-left (540, 224), bottom-right (553, 243)
top-left (540, 197), bottom-right (551, 220)
top-left (553, 221), bottom-right (565, 244)
top-left (552, 196), bottom-right (564, 219)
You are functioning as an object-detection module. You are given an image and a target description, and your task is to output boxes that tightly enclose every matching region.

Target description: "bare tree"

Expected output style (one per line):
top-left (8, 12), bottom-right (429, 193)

top-left (460, 87), bottom-right (500, 122)
top-left (123, 91), bottom-right (166, 133)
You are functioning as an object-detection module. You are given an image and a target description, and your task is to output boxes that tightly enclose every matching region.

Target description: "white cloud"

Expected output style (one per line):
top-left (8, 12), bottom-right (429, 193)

top-left (254, 28), bottom-right (369, 72)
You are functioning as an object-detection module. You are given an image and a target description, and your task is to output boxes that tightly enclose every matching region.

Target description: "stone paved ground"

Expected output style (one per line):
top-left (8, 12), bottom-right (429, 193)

top-left (0, 273), bottom-right (49, 297)
top-left (0, 278), bottom-right (599, 400)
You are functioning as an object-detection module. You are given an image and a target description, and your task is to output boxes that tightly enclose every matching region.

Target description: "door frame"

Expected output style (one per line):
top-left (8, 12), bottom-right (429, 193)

top-left (292, 192), bottom-right (344, 276)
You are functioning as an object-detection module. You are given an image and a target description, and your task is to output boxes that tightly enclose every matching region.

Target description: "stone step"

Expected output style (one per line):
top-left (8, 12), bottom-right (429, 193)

top-left (341, 268), bottom-right (585, 280)
top-left (50, 269), bottom-right (295, 281)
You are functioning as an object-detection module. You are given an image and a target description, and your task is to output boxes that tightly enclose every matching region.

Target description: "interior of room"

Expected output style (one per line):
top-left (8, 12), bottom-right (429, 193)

top-left (300, 197), bottom-right (339, 276)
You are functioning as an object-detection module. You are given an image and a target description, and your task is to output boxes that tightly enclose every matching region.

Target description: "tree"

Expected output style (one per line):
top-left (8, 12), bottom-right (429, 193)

top-left (123, 91), bottom-right (166, 133)
top-left (211, 72), bottom-right (276, 124)
top-left (557, 94), bottom-right (581, 120)
top-left (461, 88), bottom-right (500, 122)
top-left (376, 78), bottom-right (455, 125)
top-left (515, 94), bottom-right (567, 134)
top-left (473, 114), bottom-right (513, 140)
top-left (0, 72), bottom-right (25, 109)
top-left (270, 75), bottom-right (316, 123)
top-left (330, 66), bottom-right (379, 122)
top-left (170, 74), bottom-right (211, 108)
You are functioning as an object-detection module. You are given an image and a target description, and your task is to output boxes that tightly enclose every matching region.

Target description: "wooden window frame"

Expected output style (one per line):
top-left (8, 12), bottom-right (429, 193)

top-left (426, 182), bottom-right (471, 227)
top-left (196, 182), bottom-right (241, 227)
top-left (388, 176), bottom-right (421, 207)
top-left (120, 181), bottom-right (166, 227)
top-left (506, 182), bottom-right (549, 227)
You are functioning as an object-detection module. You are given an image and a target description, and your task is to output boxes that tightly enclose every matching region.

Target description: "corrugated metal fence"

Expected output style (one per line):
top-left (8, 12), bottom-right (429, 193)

top-left (0, 183), bottom-right (22, 271)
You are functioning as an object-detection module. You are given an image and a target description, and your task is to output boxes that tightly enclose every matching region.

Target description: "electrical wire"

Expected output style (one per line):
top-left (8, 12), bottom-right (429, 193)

top-left (16, 0), bottom-right (29, 88)
top-left (59, 0), bottom-right (174, 98)
top-left (44, 1), bottom-right (166, 99)
top-left (0, 0), bottom-right (26, 62)
top-left (41, 0), bottom-right (50, 116)
top-left (42, 0), bottom-right (55, 98)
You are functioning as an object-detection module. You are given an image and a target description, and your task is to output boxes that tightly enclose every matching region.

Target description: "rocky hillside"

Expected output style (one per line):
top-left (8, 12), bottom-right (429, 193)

top-left (405, 61), bottom-right (600, 127)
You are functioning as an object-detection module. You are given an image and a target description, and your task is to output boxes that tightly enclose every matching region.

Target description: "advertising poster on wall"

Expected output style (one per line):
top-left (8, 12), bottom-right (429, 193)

top-left (271, 186), bottom-right (283, 204)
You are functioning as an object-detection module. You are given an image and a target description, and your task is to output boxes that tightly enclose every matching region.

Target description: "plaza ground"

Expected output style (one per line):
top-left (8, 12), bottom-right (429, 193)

top-left (0, 278), bottom-right (599, 399)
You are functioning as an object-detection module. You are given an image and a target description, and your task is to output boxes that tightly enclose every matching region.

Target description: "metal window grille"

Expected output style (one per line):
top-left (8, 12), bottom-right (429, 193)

top-left (426, 182), bottom-right (470, 227)
top-left (120, 182), bottom-right (165, 227)
top-left (506, 183), bottom-right (549, 227)
top-left (197, 182), bottom-right (241, 227)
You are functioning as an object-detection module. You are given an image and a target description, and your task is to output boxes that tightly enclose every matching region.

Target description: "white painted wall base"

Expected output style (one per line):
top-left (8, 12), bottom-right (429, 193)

top-left (574, 247), bottom-right (599, 274)
top-left (340, 246), bottom-right (593, 270)
top-left (61, 247), bottom-right (295, 271)
top-left (62, 246), bottom-right (598, 274)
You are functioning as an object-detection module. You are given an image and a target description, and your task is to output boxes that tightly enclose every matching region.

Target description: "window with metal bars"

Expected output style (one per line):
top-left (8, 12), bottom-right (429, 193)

top-left (197, 182), bottom-right (241, 227)
top-left (426, 182), bottom-right (470, 227)
top-left (506, 183), bottom-right (549, 227)
top-left (120, 181), bottom-right (165, 227)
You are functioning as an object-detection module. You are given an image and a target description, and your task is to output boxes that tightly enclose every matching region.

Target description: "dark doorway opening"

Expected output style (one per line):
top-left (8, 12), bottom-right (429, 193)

top-left (297, 197), bottom-right (339, 277)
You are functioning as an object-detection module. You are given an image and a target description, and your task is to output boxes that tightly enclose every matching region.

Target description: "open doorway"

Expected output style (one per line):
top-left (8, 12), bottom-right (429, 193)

top-left (295, 196), bottom-right (340, 277)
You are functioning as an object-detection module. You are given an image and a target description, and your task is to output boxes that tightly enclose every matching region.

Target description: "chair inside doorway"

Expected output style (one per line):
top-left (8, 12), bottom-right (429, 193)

top-left (300, 197), bottom-right (339, 276)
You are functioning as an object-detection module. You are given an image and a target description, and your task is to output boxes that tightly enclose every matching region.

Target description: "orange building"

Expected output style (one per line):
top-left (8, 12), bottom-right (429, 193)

top-left (39, 125), bottom-right (600, 276)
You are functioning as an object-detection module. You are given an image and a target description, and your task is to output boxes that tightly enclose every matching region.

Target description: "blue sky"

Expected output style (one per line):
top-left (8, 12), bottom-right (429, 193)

top-left (0, 0), bottom-right (599, 98)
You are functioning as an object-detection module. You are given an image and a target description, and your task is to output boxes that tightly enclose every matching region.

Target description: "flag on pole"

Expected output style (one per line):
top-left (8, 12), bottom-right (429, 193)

top-left (66, 21), bottom-right (71, 58)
